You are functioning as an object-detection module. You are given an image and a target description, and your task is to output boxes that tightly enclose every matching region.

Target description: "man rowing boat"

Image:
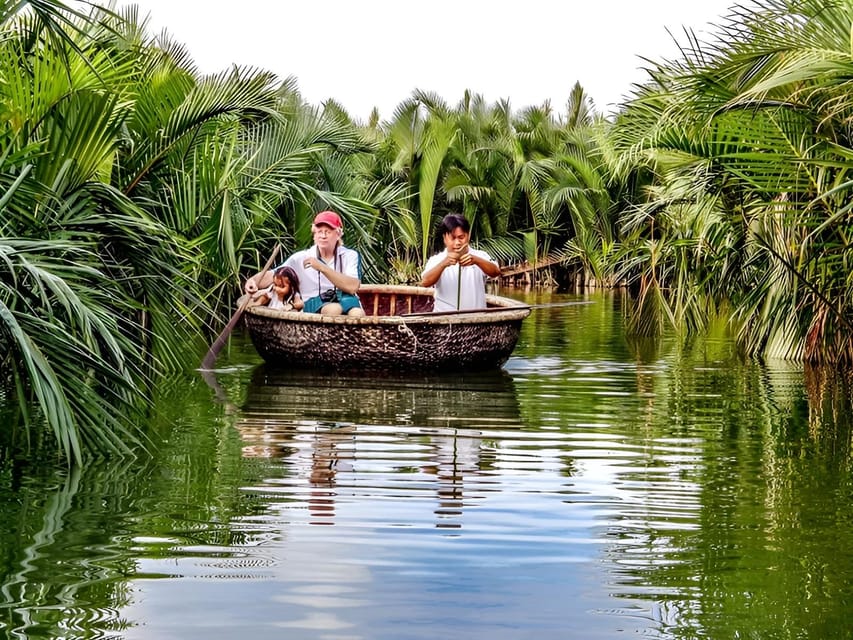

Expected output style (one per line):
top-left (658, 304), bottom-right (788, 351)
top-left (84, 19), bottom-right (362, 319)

top-left (420, 214), bottom-right (501, 312)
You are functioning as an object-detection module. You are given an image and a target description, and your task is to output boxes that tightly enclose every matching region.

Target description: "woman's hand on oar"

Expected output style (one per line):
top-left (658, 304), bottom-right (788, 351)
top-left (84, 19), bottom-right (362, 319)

top-left (200, 245), bottom-right (281, 370)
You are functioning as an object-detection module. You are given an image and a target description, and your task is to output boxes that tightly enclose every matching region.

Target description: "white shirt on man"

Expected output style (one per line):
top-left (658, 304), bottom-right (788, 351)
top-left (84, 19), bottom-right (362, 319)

top-left (422, 248), bottom-right (497, 312)
top-left (283, 244), bottom-right (361, 301)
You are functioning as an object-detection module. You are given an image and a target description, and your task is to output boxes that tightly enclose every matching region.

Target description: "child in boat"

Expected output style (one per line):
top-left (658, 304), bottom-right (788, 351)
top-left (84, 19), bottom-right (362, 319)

top-left (253, 266), bottom-right (304, 311)
top-left (244, 211), bottom-right (364, 317)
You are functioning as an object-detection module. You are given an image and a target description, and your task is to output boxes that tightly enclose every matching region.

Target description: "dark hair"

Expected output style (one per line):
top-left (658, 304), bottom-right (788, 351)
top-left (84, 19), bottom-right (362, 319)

top-left (273, 266), bottom-right (300, 290)
top-left (438, 213), bottom-right (470, 236)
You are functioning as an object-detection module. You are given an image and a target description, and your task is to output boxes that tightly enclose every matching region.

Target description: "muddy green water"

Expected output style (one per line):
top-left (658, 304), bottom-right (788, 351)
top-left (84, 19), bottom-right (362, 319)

top-left (1, 292), bottom-right (852, 639)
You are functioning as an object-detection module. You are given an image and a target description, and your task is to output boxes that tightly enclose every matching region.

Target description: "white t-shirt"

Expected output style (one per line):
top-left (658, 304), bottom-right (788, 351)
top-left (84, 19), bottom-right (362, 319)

top-left (263, 287), bottom-right (296, 311)
top-left (282, 244), bottom-right (362, 301)
top-left (422, 248), bottom-right (497, 312)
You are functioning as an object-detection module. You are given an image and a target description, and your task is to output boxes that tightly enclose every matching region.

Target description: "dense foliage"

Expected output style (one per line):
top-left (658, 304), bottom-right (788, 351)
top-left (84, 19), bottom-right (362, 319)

top-left (3, 0), bottom-right (853, 461)
top-left (612, 0), bottom-right (853, 364)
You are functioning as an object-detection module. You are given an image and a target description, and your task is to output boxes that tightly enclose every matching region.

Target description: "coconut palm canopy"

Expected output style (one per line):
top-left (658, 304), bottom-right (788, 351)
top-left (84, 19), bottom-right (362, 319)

top-left (3, 0), bottom-right (853, 463)
top-left (0, 1), bottom-right (382, 462)
top-left (612, 0), bottom-right (853, 363)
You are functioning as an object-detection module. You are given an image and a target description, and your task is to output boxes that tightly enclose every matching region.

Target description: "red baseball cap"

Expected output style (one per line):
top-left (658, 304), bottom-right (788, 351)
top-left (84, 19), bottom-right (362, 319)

top-left (313, 211), bottom-right (343, 229)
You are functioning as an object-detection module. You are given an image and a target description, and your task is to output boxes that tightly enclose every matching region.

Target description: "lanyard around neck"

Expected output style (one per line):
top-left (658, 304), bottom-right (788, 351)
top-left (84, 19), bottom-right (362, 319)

top-left (317, 245), bottom-right (339, 296)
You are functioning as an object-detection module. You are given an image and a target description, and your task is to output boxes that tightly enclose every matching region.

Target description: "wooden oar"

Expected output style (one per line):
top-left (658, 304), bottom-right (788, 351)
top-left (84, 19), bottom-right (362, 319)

top-left (200, 245), bottom-right (281, 370)
top-left (400, 300), bottom-right (593, 318)
top-left (455, 242), bottom-right (469, 310)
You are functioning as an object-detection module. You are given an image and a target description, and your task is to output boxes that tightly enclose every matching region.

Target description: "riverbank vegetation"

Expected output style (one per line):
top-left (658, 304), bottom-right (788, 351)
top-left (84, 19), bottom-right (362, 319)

top-left (3, 0), bottom-right (853, 461)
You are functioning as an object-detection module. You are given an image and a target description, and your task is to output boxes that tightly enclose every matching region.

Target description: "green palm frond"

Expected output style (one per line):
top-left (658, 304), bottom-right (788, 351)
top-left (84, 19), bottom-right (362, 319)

top-left (0, 237), bottom-right (148, 462)
top-left (417, 115), bottom-right (457, 259)
top-left (121, 66), bottom-right (279, 194)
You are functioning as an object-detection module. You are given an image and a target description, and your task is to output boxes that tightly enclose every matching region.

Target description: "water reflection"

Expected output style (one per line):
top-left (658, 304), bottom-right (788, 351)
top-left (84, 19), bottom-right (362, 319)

top-left (240, 365), bottom-right (522, 427)
top-left (235, 365), bottom-right (523, 529)
top-left (6, 297), bottom-right (853, 639)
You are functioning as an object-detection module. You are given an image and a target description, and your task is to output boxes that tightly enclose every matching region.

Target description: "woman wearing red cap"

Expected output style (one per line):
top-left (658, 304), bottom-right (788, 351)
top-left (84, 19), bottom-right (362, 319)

top-left (244, 211), bottom-right (364, 316)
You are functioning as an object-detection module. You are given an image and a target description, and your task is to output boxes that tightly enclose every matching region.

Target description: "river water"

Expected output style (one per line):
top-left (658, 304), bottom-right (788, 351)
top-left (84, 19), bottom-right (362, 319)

top-left (1, 292), bottom-right (852, 639)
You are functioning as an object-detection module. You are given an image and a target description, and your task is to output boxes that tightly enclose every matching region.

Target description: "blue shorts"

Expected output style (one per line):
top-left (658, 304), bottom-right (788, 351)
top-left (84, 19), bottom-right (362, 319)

top-left (303, 291), bottom-right (362, 314)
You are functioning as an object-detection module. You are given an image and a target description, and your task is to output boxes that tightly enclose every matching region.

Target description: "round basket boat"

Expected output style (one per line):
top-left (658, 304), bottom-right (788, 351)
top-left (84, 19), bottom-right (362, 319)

top-left (242, 284), bottom-right (531, 372)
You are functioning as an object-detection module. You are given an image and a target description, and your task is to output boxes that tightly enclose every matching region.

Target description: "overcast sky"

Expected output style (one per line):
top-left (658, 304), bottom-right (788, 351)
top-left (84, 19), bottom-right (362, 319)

top-left (122, 0), bottom-right (736, 120)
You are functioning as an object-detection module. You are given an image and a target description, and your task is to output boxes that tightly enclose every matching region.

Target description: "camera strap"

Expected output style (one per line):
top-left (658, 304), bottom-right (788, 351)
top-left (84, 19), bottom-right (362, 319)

top-left (316, 245), bottom-right (340, 299)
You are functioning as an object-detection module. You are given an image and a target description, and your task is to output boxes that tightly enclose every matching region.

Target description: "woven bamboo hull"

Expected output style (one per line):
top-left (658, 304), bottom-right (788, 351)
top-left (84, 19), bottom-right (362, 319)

top-left (243, 284), bottom-right (530, 372)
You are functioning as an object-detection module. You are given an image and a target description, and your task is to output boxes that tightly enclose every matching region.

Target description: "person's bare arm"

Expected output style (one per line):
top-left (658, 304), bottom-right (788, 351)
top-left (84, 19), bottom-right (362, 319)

top-left (302, 256), bottom-right (361, 294)
top-left (420, 247), bottom-right (466, 287)
top-left (460, 252), bottom-right (501, 278)
top-left (245, 271), bottom-right (274, 294)
top-left (420, 257), bottom-right (453, 287)
top-left (249, 287), bottom-right (272, 306)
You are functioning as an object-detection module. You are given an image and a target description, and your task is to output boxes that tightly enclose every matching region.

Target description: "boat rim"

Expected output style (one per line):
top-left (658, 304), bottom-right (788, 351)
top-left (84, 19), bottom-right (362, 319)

top-left (243, 286), bottom-right (531, 325)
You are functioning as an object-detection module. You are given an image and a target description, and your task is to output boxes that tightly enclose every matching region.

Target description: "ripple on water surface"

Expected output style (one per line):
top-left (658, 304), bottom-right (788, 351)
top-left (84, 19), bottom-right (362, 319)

top-left (116, 362), bottom-right (735, 640)
top-left (114, 343), bottom-right (853, 640)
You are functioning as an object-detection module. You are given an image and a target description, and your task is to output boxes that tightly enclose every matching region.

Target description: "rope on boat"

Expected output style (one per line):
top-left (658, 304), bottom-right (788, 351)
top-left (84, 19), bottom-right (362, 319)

top-left (397, 321), bottom-right (419, 354)
top-left (442, 320), bottom-right (455, 352)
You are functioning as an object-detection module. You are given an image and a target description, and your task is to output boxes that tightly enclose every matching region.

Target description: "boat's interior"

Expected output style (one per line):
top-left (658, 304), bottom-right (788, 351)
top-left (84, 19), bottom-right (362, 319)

top-left (357, 285), bottom-right (434, 317)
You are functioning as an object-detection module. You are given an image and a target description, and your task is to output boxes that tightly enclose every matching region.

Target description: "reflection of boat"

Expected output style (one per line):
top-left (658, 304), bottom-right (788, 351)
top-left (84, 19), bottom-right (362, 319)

top-left (242, 284), bottom-right (530, 372)
top-left (236, 365), bottom-right (523, 528)
top-left (240, 364), bottom-right (522, 429)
